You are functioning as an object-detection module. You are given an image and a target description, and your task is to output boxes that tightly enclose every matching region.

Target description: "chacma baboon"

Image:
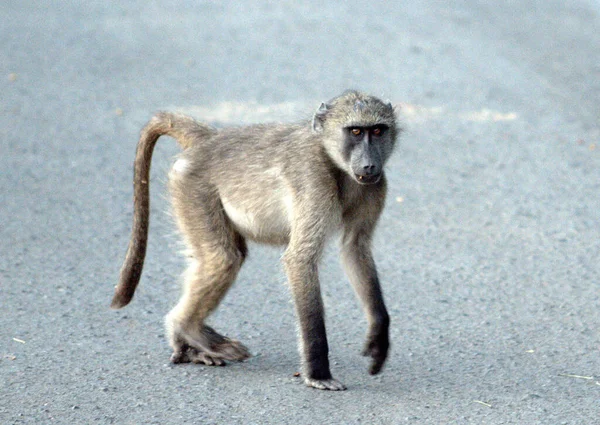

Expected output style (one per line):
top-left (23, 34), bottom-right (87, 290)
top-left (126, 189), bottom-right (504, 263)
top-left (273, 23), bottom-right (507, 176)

top-left (111, 90), bottom-right (399, 390)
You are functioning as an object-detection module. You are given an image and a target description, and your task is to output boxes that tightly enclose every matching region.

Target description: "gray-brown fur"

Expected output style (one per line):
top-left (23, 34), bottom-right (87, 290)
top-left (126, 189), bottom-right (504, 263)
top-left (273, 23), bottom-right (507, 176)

top-left (111, 90), bottom-right (399, 390)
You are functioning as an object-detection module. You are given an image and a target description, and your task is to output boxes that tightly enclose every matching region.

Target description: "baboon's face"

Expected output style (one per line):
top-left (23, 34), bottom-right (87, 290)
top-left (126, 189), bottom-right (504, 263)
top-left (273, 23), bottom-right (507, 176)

top-left (342, 124), bottom-right (390, 185)
top-left (316, 92), bottom-right (397, 185)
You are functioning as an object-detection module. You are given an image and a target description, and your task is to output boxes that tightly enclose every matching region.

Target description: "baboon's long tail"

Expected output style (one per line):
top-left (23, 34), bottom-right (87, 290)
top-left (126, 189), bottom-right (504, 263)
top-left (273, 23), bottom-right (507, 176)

top-left (111, 112), bottom-right (215, 309)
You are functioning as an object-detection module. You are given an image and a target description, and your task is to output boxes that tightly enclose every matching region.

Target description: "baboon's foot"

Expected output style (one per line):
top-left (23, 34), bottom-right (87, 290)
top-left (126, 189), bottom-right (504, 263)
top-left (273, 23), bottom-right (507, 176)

top-left (170, 346), bottom-right (227, 366)
top-left (303, 376), bottom-right (347, 391)
top-left (168, 323), bottom-right (250, 366)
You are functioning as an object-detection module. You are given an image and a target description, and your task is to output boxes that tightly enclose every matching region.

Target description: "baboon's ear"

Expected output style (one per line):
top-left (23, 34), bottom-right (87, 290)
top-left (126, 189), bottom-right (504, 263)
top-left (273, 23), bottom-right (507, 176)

top-left (312, 102), bottom-right (328, 133)
top-left (387, 101), bottom-right (400, 116)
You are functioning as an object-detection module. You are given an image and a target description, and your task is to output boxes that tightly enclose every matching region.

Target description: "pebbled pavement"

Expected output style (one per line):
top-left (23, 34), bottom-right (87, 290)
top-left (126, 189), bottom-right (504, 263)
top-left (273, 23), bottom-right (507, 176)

top-left (1, 1), bottom-right (599, 424)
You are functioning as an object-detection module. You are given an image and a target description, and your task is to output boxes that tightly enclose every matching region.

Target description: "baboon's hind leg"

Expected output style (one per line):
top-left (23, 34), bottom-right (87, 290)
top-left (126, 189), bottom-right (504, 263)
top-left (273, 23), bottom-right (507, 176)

top-left (166, 177), bottom-right (250, 365)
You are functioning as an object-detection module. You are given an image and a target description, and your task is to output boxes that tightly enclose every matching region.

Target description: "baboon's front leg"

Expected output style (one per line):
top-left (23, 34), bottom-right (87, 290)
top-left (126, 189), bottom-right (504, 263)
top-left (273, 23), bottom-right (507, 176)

top-left (341, 226), bottom-right (390, 375)
top-left (283, 242), bottom-right (346, 391)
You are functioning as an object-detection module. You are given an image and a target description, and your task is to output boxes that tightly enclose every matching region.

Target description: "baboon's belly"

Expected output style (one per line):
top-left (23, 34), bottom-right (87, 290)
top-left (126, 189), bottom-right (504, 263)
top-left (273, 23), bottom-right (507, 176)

top-left (220, 179), bottom-right (292, 245)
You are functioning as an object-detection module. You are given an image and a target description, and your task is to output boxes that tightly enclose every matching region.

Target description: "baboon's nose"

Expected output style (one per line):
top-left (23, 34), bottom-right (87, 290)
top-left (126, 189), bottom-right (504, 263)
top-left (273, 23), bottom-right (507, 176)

top-left (363, 164), bottom-right (378, 176)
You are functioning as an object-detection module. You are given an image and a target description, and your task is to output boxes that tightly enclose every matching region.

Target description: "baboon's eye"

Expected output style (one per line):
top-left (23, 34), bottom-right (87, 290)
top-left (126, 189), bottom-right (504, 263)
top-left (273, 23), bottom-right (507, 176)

top-left (372, 127), bottom-right (382, 136)
top-left (351, 128), bottom-right (362, 136)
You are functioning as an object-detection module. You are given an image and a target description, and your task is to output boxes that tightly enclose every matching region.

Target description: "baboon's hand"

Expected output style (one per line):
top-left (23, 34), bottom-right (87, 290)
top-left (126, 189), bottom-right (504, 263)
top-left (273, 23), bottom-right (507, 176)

top-left (362, 329), bottom-right (389, 375)
top-left (304, 377), bottom-right (347, 391)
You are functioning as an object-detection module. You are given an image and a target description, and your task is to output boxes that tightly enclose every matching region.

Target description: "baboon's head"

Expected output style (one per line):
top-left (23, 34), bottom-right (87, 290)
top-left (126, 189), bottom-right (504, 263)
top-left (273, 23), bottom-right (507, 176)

top-left (312, 90), bottom-right (398, 185)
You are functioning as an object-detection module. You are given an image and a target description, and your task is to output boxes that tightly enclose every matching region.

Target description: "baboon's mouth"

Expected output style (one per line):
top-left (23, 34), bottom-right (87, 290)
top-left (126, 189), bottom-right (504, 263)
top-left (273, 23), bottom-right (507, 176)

top-left (355, 174), bottom-right (381, 185)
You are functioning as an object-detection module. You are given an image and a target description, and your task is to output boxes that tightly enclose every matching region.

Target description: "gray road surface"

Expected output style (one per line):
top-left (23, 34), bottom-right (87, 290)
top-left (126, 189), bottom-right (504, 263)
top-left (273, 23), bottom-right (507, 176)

top-left (1, 1), bottom-right (599, 424)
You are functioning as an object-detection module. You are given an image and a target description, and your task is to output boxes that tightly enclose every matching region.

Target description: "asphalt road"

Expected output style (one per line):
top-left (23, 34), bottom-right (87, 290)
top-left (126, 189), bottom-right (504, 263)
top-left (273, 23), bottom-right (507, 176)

top-left (1, 1), bottom-right (599, 424)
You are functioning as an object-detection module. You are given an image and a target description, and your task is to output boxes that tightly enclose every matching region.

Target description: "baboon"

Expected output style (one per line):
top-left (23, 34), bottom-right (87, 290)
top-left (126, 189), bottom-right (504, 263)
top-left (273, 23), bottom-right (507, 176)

top-left (111, 90), bottom-right (399, 390)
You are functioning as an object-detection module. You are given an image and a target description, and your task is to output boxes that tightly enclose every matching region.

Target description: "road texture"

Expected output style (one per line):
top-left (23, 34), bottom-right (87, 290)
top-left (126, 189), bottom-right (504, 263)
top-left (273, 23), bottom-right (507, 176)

top-left (1, 1), bottom-right (599, 424)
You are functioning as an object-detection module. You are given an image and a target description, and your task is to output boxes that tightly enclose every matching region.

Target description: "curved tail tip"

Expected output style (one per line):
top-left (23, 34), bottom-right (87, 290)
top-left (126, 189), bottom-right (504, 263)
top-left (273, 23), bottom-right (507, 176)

top-left (110, 293), bottom-right (131, 309)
